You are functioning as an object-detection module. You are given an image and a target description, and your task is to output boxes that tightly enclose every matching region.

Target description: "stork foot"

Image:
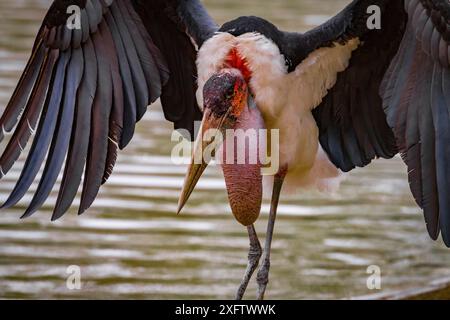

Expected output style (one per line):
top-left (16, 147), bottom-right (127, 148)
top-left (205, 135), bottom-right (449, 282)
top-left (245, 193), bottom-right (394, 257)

top-left (235, 225), bottom-right (262, 300)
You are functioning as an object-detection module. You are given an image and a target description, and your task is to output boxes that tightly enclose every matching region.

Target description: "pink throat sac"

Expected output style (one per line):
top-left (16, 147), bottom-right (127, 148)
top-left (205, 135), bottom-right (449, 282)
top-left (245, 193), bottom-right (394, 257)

top-left (218, 100), bottom-right (266, 226)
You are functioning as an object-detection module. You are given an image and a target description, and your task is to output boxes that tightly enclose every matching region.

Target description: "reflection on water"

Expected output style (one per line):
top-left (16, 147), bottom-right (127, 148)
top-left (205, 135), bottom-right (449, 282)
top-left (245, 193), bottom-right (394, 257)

top-left (0, 0), bottom-right (449, 300)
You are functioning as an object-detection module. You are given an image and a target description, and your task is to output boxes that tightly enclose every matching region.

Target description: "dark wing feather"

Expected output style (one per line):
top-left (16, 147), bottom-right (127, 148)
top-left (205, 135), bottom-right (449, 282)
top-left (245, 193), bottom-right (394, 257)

top-left (78, 25), bottom-right (114, 215)
top-left (109, 1), bottom-right (149, 125)
top-left (0, 48), bottom-right (57, 177)
top-left (1, 50), bottom-right (62, 210)
top-left (0, 41), bottom-right (46, 142)
top-left (381, 0), bottom-right (450, 244)
top-left (53, 39), bottom-right (97, 220)
top-left (0, 0), bottom-right (217, 219)
top-left (297, 0), bottom-right (450, 245)
top-left (302, 0), bottom-right (406, 172)
top-left (133, 0), bottom-right (213, 135)
top-left (104, 10), bottom-right (138, 147)
top-left (23, 49), bottom-right (82, 218)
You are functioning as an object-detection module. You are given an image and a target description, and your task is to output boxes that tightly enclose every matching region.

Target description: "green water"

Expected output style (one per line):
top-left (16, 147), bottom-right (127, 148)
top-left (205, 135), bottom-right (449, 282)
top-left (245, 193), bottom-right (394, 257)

top-left (0, 0), bottom-right (449, 300)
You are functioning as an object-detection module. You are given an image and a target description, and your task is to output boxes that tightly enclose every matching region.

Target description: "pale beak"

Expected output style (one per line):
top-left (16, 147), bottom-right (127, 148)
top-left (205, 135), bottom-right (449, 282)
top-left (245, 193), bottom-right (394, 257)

top-left (177, 108), bottom-right (231, 214)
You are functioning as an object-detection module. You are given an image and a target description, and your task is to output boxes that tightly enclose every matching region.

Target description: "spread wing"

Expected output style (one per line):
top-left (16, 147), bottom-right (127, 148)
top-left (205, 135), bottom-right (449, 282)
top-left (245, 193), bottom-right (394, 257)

top-left (0, 0), bottom-right (217, 220)
top-left (298, 0), bottom-right (450, 244)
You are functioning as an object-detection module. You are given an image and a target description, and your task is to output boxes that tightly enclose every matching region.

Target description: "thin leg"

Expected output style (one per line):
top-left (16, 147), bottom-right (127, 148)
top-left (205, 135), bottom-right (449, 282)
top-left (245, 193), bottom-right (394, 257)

top-left (235, 224), bottom-right (262, 300)
top-left (256, 168), bottom-right (287, 300)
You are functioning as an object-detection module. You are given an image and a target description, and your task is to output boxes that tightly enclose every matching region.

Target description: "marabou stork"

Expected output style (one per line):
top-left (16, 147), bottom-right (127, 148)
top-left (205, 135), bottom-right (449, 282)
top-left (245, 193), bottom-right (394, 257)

top-left (0, 0), bottom-right (449, 300)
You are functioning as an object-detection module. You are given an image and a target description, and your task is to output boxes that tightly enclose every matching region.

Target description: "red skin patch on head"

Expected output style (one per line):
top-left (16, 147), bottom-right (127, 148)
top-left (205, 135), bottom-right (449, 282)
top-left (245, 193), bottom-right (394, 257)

top-left (231, 79), bottom-right (247, 117)
top-left (225, 48), bottom-right (252, 117)
top-left (225, 48), bottom-right (252, 83)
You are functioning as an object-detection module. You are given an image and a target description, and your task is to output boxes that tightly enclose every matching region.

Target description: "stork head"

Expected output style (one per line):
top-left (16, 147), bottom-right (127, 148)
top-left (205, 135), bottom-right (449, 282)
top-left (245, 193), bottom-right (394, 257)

top-left (177, 68), bottom-right (249, 214)
top-left (203, 68), bottom-right (248, 123)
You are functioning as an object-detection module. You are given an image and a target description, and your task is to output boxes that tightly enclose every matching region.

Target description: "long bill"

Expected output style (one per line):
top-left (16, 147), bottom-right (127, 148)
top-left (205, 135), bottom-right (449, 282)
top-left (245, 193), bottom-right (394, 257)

top-left (177, 108), bottom-right (231, 214)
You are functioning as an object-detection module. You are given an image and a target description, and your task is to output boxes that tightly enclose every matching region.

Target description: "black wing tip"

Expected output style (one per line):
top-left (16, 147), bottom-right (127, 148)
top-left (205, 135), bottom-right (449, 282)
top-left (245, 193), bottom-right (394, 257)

top-left (0, 200), bottom-right (15, 211)
top-left (426, 225), bottom-right (440, 242)
top-left (441, 233), bottom-right (450, 248)
top-left (78, 192), bottom-right (94, 216)
top-left (51, 208), bottom-right (67, 221)
top-left (441, 224), bottom-right (450, 248)
top-left (78, 206), bottom-right (89, 216)
top-left (20, 210), bottom-right (34, 220)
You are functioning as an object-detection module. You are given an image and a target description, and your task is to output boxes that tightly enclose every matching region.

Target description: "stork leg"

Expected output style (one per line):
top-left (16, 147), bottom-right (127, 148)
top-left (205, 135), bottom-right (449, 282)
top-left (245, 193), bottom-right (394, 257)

top-left (235, 224), bottom-right (262, 300)
top-left (256, 167), bottom-right (287, 300)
